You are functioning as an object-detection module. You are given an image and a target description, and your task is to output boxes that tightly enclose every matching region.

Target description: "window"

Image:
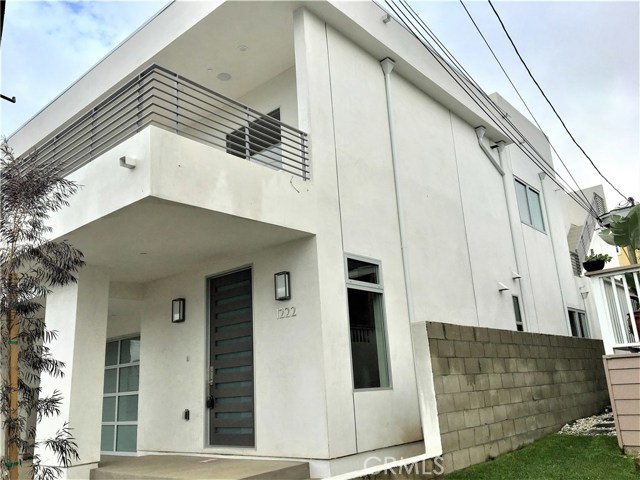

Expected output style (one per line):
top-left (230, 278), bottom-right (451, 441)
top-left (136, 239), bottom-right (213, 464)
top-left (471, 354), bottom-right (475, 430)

top-left (513, 296), bottom-right (524, 331)
top-left (514, 179), bottom-right (545, 231)
top-left (101, 336), bottom-right (140, 453)
top-left (226, 109), bottom-right (281, 168)
top-left (568, 309), bottom-right (589, 338)
top-left (346, 257), bottom-right (390, 389)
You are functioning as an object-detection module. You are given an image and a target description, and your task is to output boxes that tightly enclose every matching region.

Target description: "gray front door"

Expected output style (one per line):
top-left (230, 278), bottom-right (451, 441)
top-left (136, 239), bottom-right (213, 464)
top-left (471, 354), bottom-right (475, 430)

top-left (208, 268), bottom-right (254, 447)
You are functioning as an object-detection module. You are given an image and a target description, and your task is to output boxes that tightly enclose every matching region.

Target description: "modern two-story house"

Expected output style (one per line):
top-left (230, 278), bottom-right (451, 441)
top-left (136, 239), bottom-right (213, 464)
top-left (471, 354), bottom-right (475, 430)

top-left (4, 1), bottom-right (613, 478)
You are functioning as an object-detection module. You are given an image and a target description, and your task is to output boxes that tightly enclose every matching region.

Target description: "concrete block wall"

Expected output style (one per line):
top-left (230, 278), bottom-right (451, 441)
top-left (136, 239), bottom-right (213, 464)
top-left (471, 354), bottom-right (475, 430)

top-left (428, 321), bottom-right (610, 474)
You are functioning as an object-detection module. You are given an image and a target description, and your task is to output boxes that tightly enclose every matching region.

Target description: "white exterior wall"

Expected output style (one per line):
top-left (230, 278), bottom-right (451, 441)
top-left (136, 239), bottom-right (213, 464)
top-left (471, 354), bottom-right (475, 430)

top-left (293, 7), bottom-right (358, 460)
top-left (239, 67), bottom-right (298, 129)
top-left (324, 24), bottom-right (422, 452)
top-left (136, 237), bottom-right (329, 458)
top-left (496, 96), bottom-right (572, 336)
top-left (38, 268), bottom-right (110, 479)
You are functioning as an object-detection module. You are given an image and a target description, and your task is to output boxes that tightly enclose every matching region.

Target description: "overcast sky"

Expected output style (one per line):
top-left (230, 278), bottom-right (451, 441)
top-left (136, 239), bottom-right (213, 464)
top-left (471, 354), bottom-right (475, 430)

top-left (1, 0), bottom-right (638, 209)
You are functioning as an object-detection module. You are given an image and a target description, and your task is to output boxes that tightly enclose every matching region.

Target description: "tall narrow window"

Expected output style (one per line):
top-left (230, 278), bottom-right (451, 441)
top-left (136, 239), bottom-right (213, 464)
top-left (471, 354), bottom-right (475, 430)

top-left (512, 296), bottom-right (524, 331)
top-left (346, 257), bottom-right (390, 389)
top-left (101, 336), bottom-right (140, 453)
top-left (514, 179), bottom-right (545, 231)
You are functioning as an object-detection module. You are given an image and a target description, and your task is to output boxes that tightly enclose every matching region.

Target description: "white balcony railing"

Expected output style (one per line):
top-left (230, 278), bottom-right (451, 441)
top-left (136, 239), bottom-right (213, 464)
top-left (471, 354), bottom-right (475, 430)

top-left (588, 264), bottom-right (640, 354)
top-left (20, 65), bottom-right (309, 180)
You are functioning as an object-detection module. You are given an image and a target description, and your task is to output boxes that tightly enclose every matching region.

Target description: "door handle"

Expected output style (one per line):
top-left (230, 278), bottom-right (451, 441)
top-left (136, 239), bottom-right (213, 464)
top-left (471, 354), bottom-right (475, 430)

top-left (206, 395), bottom-right (215, 409)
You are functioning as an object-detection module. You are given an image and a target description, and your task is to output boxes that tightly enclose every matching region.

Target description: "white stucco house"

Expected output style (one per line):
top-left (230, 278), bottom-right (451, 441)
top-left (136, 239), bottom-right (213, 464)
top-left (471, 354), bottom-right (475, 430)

top-left (4, 1), bottom-right (610, 478)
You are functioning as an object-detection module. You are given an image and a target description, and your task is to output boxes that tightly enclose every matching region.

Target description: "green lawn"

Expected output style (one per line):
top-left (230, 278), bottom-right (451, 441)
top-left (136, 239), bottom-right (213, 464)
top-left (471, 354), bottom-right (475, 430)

top-left (444, 435), bottom-right (639, 480)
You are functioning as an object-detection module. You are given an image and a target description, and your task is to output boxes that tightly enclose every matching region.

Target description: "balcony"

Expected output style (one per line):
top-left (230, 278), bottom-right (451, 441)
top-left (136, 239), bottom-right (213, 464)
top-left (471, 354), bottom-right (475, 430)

top-left (21, 65), bottom-right (309, 180)
top-left (587, 264), bottom-right (640, 354)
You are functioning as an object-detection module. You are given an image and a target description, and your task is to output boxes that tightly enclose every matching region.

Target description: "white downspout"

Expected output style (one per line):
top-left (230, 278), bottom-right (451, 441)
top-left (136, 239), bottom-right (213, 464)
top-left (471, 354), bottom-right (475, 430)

top-left (475, 126), bottom-right (505, 176)
top-left (381, 57), bottom-right (415, 326)
top-left (381, 58), bottom-right (436, 457)
top-left (475, 127), bottom-right (531, 329)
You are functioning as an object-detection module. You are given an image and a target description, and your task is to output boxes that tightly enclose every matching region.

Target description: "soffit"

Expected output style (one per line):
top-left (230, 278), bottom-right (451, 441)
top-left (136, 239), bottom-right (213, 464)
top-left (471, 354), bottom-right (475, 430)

top-left (60, 197), bottom-right (311, 283)
top-left (150, 1), bottom-right (299, 99)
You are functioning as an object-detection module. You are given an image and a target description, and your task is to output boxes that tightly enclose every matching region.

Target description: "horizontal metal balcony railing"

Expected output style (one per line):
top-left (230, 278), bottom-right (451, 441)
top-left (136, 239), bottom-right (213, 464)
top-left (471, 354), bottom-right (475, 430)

top-left (22, 65), bottom-right (310, 180)
top-left (587, 264), bottom-right (640, 354)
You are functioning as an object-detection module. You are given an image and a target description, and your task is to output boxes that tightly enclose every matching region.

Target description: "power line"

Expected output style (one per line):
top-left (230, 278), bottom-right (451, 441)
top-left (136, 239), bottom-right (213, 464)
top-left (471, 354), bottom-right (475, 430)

top-left (486, 0), bottom-right (629, 202)
top-left (382, 0), bottom-right (597, 217)
top-left (394, 0), bottom-right (597, 216)
top-left (389, 0), bottom-right (593, 215)
top-left (458, 0), bottom-right (597, 218)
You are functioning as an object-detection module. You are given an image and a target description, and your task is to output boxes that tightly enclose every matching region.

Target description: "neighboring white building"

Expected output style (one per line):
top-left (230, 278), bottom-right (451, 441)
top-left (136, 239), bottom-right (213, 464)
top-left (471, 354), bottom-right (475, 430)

top-left (5, 1), bottom-right (606, 477)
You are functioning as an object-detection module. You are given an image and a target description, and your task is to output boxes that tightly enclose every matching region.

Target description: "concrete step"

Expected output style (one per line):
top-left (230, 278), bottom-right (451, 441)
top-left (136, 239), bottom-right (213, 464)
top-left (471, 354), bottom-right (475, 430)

top-left (91, 455), bottom-right (310, 480)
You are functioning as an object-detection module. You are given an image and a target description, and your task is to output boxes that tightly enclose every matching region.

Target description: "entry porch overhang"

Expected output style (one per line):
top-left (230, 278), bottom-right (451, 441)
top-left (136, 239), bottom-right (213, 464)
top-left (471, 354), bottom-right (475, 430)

top-left (58, 196), bottom-right (313, 284)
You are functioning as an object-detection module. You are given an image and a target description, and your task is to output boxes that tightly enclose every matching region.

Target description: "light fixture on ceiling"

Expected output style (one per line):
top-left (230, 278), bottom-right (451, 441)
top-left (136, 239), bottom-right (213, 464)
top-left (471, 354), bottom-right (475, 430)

top-left (238, 44), bottom-right (248, 52)
top-left (217, 72), bottom-right (231, 81)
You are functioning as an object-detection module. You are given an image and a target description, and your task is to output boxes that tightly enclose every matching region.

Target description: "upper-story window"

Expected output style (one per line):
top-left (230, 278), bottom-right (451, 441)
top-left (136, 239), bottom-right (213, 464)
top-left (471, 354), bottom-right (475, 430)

top-left (226, 109), bottom-right (281, 168)
top-left (514, 179), bottom-right (545, 232)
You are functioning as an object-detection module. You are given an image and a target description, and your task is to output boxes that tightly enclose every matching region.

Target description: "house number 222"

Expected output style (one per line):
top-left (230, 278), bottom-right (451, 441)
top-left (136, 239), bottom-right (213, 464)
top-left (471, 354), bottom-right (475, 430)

top-left (276, 307), bottom-right (297, 319)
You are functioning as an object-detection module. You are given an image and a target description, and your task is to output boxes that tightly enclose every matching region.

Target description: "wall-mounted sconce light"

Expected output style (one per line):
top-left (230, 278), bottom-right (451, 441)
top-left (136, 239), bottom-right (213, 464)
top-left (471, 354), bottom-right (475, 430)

top-left (119, 156), bottom-right (136, 169)
top-left (580, 291), bottom-right (590, 299)
top-left (274, 271), bottom-right (291, 301)
top-left (172, 298), bottom-right (185, 323)
top-left (511, 271), bottom-right (522, 280)
top-left (498, 282), bottom-right (510, 292)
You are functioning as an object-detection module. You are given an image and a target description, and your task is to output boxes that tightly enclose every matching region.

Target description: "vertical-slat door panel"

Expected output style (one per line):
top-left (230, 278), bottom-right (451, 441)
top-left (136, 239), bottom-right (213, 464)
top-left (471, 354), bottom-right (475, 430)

top-left (209, 269), bottom-right (254, 447)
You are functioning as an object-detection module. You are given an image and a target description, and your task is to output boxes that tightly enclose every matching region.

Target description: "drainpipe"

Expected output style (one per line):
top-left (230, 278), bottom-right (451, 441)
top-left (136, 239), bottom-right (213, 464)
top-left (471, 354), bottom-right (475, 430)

top-left (475, 126), bottom-right (505, 176)
top-left (475, 127), bottom-right (532, 329)
top-left (381, 58), bottom-right (415, 326)
top-left (539, 172), bottom-right (571, 335)
top-left (381, 57), bottom-right (431, 452)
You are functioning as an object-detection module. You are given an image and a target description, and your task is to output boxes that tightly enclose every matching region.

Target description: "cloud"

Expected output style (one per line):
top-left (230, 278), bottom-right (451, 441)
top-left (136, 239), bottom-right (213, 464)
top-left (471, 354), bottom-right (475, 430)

top-left (0, 0), bottom-right (167, 135)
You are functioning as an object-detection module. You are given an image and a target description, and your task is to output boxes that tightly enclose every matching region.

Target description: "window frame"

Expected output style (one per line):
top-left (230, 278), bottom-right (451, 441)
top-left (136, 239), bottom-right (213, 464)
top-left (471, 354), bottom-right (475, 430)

top-left (344, 254), bottom-right (392, 391)
top-left (512, 295), bottom-right (524, 332)
top-left (568, 308), bottom-right (589, 338)
top-left (101, 335), bottom-right (141, 455)
top-left (514, 178), bottom-right (546, 232)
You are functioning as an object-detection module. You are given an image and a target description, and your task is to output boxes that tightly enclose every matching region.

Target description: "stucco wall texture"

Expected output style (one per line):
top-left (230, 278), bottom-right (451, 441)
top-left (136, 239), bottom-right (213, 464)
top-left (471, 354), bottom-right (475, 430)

top-left (428, 321), bottom-right (610, 475)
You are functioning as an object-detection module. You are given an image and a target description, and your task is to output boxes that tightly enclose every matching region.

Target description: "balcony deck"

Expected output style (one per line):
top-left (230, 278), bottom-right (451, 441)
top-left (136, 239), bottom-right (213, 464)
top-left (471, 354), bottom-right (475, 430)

top-left (20, 65), bottom-right (309, 180)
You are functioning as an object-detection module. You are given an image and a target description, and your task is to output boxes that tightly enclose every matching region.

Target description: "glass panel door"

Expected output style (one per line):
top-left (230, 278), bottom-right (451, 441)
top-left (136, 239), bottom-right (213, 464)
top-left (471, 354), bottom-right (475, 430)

top-left (101, 336), bottom-right (140, 454)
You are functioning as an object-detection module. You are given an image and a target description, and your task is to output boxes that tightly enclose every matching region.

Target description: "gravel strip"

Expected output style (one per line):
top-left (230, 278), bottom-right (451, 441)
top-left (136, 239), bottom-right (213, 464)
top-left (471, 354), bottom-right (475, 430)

top-left (559, 411), bottom-right (616, 436)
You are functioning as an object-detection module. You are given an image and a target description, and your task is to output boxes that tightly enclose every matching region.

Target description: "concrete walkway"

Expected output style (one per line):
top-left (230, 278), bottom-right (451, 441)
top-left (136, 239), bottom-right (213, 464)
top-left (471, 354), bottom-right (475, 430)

top-left (90, 455), bottom-right (310, 480)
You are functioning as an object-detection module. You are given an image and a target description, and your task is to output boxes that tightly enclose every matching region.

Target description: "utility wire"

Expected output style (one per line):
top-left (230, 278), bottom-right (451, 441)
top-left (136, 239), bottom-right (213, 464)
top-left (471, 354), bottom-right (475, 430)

top-left (487, 0), bottom-right (629, 202)
top-left (390, 0), bottom-right (591, 213)
top-left (395, 0), bottom-right (594, 215)
top-left (458, 0), bottom-right (598, 218)
top-left (383, 0), bottom-right (597, 216)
